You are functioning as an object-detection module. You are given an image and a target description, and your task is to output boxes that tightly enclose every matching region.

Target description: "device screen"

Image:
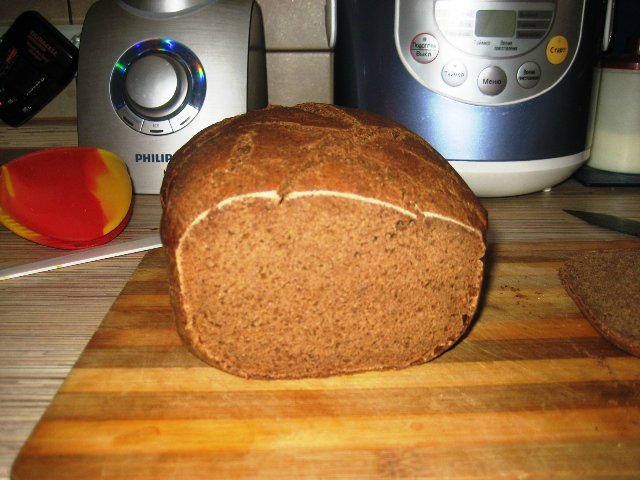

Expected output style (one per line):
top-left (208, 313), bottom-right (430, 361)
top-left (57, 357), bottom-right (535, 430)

top-left (475, 10), bottom-right (517, 37)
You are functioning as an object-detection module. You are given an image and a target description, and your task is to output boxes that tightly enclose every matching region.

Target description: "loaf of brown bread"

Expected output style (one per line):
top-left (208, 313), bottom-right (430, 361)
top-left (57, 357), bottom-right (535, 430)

top-left (160, 103), bottom-right (488, 379)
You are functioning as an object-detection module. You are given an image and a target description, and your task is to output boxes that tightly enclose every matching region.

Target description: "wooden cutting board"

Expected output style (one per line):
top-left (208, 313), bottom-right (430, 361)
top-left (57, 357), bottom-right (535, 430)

top-left (12, 242), bottom-right (640, 479)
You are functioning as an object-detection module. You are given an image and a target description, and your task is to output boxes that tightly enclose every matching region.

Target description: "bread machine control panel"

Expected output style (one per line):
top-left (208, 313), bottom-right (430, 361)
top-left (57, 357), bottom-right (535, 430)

top-left (110, 38), bottom-right (206, 136)
top-left (395, 0), bottom-right (586, 105)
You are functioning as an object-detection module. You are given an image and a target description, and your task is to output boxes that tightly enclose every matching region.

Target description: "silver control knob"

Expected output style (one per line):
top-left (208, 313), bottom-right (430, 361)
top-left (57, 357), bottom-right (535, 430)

top-left (110, 38), bottom-right (206, 135)
top-left (124, 54), bottom-right (189, 119)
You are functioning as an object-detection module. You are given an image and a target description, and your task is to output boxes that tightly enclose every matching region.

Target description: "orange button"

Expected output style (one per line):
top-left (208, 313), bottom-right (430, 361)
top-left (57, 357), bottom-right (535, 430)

top-left (546, 35), bottom-right (569, 65)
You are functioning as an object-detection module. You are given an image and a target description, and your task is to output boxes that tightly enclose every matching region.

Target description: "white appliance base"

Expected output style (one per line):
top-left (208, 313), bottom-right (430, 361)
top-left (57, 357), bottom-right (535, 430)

top-left (450, 151), bottom-right (589, 197)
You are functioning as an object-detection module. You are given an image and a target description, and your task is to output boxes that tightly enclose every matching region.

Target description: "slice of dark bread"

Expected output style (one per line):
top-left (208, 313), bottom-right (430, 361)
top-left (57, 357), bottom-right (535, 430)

top-left (559, 249), bottom-right (640, 357)
top-left (161, 103), bottom-right (488, 379)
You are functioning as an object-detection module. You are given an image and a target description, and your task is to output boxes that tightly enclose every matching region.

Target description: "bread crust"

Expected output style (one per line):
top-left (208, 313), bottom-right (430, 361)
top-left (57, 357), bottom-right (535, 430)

top-left (161, 103), bottom-right (487, 247)
top-left (161, 103), bottom-right (488, 378)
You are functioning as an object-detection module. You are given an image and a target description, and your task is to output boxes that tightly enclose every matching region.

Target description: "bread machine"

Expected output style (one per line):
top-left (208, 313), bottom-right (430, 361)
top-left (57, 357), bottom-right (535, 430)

top-left (334, 0), bottom-right (613, 196)
top-left (77, 0), bottom-right (267, 194)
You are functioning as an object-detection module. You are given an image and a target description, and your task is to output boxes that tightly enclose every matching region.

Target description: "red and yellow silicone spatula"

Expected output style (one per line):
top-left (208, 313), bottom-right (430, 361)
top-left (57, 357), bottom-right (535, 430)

top-left (0, 147), bottom-right (133, 249)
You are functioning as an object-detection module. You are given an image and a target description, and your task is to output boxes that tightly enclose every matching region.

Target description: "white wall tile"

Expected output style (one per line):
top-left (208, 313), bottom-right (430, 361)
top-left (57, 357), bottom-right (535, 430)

top-left (267, 52), bottom-right (333, 105)
top-left (258, 0), bottom-right (330, 50)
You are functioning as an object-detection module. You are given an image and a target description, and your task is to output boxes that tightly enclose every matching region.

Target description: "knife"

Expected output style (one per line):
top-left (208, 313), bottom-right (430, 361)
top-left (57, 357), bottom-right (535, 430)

top-left (0, 233), bottom-right (162, 281)
top-left (564, 210), bottom-right (640, 238)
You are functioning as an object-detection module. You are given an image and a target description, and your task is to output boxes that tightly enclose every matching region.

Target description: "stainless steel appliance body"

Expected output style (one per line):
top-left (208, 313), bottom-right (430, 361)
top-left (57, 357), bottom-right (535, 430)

top-left (335, 0), bottom-right (609, 196)
top-left (77, 0), bottom-right (267, 193)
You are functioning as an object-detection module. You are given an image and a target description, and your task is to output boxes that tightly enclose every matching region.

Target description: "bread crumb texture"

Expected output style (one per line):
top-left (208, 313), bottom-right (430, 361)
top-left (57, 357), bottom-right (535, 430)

top-left (559, 249), bottom-right (640, 358)
top-left (161, 103), bottom-right (488, 379)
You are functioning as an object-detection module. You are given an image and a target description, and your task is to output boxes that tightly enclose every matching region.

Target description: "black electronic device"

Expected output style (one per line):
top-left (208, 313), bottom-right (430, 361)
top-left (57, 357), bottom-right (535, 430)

top-left (0, 11), bottom-right (78, 127)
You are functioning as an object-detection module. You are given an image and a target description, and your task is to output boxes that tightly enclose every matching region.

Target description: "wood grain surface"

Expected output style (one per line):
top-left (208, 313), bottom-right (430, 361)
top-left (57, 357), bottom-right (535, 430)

top-left (11, 240), bottom-right (640, 479)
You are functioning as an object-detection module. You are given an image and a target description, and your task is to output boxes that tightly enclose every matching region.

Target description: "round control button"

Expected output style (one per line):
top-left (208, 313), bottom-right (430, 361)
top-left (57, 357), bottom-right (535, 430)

top-left (125, 54), bottom-right (189, 119)
top-left (441, 61), bottom-right (467, 87)
top-left (546, 35), bottom-right (569, 65)
top-left (410, 33), bottom-right (439, 64)
top-left (110, 38), bottom-right (206, 135)
top-left (477, 66), bottom-right (507, 95)
top-left (517, 61), bottom-right (541, 88)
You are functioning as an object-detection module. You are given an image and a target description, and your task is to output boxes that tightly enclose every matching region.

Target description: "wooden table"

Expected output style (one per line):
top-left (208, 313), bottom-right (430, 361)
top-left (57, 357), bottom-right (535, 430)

top-left (1, 171), bottom-right (639, 478)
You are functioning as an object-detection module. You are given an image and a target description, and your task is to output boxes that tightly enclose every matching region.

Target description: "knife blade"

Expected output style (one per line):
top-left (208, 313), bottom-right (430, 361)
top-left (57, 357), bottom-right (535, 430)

top-left (0, 233), bottom-right (162, 281)
top-left (564, 210), bottom-right (640, 238)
